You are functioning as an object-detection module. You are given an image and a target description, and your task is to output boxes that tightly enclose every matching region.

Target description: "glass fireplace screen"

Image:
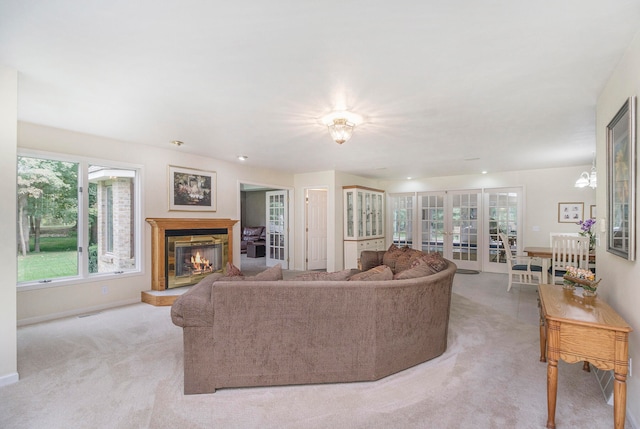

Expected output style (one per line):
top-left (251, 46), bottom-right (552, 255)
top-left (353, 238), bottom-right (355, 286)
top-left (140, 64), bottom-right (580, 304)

top-left (166, 232), bottom-right (227, 288)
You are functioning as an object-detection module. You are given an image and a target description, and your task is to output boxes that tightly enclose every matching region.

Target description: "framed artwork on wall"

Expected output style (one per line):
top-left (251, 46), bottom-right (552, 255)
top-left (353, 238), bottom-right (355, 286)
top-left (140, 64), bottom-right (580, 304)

top-left (590, 205), bottom-right (596, 219)
top-left (558, 202), bottom-right (584, 223)
top-left (607, 96), bottom-right (636, 261)
top-left (168, 165), bottom-right (217, 212)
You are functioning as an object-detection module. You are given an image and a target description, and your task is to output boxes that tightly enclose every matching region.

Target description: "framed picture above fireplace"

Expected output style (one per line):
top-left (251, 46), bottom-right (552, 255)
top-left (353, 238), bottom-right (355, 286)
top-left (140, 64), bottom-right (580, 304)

top-left (168, 165), bottom-right (217, 211)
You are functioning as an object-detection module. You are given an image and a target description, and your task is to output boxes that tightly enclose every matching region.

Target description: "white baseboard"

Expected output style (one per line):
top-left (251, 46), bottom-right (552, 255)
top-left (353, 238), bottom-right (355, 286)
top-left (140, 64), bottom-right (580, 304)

top-left (0, 372), bottom-right (19, 387)
top-left (17, 298), bottom-right (141, 326)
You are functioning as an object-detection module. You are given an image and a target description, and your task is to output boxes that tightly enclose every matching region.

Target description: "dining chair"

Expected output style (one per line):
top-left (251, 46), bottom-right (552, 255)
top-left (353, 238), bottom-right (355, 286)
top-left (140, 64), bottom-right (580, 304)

top-left (549, 232), bottom-right (579, 246)
top-left (549, 235), bottom-right (590, 284)
top-left (499, 233), bottom-right (543, 291)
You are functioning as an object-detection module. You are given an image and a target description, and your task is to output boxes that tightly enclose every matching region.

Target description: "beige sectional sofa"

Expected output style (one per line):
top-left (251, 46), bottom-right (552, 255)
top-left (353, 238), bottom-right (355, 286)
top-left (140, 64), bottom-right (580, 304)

top-left (171, 246), bottom-right (457, 394)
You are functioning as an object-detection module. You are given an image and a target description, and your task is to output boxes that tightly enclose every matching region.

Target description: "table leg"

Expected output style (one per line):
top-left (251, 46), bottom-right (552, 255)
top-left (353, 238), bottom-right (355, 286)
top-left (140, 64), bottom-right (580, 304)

top-left (539, 316), bottom-right (547, 362)
top-left (546, 320), bottom-right (560, 429)
top-left (613, 372), bottom-right (628, 429)
top-left (546, 358), bottom-right (558, 429)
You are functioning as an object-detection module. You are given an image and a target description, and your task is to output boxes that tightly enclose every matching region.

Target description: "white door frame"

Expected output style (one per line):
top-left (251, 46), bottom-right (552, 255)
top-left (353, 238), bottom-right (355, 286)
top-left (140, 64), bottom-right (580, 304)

top-left (237, 181), bottom-right (294, 270)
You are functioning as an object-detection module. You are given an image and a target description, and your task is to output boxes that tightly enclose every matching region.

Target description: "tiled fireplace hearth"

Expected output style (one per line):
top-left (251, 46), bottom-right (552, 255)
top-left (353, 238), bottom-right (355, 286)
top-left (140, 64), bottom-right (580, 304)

top-left (143, 218), bottom-right (238, 306)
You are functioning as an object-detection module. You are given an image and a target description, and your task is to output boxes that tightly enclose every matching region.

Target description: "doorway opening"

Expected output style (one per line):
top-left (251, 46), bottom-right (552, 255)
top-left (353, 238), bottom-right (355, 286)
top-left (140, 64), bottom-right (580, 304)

top-left (239, 183), bottom-right (291, 272)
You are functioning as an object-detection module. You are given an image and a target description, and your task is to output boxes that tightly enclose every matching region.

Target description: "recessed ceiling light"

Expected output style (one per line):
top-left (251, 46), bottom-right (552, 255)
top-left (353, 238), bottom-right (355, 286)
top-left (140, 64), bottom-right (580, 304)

top-left (482, 171), bottom-right (488, 174)
top-left (237, 155), bottom-right (248, 161)
top-left (406, 177), bottom-right (412, 180)
top-left (171, 140), bottom-right (184, 147)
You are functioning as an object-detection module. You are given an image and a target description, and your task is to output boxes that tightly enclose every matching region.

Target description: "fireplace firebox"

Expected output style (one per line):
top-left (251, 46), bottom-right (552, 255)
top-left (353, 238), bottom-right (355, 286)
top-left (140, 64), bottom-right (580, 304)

top-left (166, 229), bottom-right (227, 288)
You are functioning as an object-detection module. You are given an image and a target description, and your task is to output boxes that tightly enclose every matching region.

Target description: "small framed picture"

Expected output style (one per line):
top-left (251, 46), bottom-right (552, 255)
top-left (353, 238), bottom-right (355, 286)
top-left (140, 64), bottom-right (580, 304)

top-left (168, 165), bottom-right (217, 211)
top-left (558, 202), bottom-right (584, 223)
top-left (590, 205), bottom-right (596, 219)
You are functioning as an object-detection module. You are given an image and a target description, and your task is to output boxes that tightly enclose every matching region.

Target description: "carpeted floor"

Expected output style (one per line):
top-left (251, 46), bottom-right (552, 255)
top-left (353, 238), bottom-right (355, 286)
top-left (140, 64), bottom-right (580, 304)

top-left (0, 272), bottom-right (629, 429)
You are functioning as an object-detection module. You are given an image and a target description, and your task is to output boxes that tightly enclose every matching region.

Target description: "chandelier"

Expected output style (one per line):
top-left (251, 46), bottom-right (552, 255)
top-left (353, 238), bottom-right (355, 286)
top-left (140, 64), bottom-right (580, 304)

top-left (575, 153), bottom-right (597, 189)
top-left (321, 111), bottom-right (362, 144)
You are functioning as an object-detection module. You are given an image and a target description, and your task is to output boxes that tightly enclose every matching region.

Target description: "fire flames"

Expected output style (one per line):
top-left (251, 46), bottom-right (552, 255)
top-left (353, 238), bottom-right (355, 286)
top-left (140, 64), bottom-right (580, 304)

top-left (190, 251), bottom-right (212, 273)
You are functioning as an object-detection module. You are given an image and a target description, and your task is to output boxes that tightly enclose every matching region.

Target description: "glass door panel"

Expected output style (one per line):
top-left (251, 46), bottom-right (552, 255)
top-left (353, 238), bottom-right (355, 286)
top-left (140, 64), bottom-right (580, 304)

top-left (420, 193), bottom-right (446, 255)
top-left (266, 190), bottom-right (288, 269)
top-left (484, 188), bottom-right (522, 273)
top-left (390, 194), bottom-right (414, 247)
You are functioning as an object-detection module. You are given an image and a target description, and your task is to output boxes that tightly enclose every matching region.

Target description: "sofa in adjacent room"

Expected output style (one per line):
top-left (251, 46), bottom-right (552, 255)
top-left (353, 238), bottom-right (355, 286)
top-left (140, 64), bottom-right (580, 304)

top-left (171, 245), bottom-right (457, 394)
top-left (240, 226), bottom-right (265, 253)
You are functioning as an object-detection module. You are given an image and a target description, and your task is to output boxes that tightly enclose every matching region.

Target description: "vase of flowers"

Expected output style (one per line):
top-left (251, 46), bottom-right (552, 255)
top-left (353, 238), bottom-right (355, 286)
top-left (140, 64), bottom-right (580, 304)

top-left (577, 218), bottom-right (596, 251)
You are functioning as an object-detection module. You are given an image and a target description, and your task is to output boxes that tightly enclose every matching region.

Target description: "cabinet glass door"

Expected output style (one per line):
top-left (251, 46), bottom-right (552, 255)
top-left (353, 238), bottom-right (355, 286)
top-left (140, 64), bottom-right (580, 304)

top-left (377, 194), bottom-right (383, 237)
top-left (357, 191), bottom-right (364, 238)
top-left (345, 190), bottom-right (354, 239)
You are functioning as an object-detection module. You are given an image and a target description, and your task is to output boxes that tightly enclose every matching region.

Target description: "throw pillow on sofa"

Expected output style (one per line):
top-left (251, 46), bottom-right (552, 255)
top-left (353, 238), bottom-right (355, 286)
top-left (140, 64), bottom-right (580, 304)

top-left (348, 265), bottom-right (393, 281)
top-left (394, 248), bottom-right (423, 274)
top-left (411, 252), bottom-right (448, 273)
top-left (393, 263), bottom-right (435, 280)
top-left (382, 244), bottom-right (406, 272)
top-left (225, 262), bottom-right (244, 277)
top-left (218, 264), bottom-right (283, 282)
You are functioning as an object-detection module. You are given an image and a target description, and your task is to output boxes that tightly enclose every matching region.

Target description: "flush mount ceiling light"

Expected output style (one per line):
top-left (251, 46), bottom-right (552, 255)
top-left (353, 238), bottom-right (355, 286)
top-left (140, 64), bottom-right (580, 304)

top-left (171, 140), bottom-right (184, 147)
top-left (321, 111), bottom-right (362, 144)
top-left (237, 155), bottom-right (248, 161)
top-left (575, 153), bottom-right (597, 189)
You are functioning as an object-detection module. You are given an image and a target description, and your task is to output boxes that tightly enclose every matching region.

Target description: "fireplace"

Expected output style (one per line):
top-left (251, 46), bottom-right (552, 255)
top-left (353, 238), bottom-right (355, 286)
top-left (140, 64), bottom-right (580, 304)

top-left (144, 218), bottom-right (238, 305)
top-left (166, 229), bottom-right (227, 288)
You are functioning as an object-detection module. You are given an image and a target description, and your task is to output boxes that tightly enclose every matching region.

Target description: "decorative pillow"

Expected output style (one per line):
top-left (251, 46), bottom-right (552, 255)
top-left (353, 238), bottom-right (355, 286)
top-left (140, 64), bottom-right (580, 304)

top-left (394, 248), bottom-right (421, 274)
top-left (348, 265), bottom-right (393, 281)
top-left (382, 244), bottom-right (405, 273)
top-left (412, 252), bottom-right (448, 273)
top-left (393, 263), bottom-right (435, 280)
top-left (293, 269), bottom-right (353, 281)
top-left (225, 262), bottom-right (244, 277)
top-left (218, 264), bottom-right (283, 282)
top-left (250, 264), bottom-right (283, 281)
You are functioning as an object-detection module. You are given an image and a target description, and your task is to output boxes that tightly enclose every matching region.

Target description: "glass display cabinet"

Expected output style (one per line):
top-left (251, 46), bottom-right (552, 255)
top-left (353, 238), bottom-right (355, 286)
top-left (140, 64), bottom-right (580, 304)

top-left (343, 186), bottom-right (385, 269)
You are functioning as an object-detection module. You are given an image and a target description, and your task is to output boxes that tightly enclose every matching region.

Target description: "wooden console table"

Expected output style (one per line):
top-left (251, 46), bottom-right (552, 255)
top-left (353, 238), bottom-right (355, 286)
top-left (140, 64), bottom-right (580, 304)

top-left (538, 284), bottom-right (632, 429)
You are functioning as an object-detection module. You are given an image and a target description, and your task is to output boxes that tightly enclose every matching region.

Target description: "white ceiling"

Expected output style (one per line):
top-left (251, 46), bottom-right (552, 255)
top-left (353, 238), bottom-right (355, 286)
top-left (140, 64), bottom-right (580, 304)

top-left (1, 1), bottom-right (639, 180)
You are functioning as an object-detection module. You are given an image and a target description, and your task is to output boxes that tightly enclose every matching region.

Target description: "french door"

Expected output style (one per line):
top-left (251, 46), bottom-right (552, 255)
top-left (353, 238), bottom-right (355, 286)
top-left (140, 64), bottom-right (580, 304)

top-left (391, 188), bottom-right (523, 272)
top-left (418, 190), bottom-right (481, 271)
top-left (483, 188), bottom-right (523, 273)
top-left (266, 190), bottom-right (288, 269)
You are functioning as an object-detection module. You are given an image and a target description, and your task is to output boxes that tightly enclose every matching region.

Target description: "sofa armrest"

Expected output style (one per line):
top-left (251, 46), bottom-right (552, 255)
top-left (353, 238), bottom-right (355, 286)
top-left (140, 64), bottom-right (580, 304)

top-left (360, 250), bottom-right (386, 271)
top-left (171, 273), bottom-right (223, 327)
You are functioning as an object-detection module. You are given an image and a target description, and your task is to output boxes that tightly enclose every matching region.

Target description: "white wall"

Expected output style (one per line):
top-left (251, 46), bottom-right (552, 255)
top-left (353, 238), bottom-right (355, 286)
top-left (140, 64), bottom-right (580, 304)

top-left (17, 122), bottom-right (294, 324)
top-left (596, 29), bottom-right (640, 428)
top-left (0, 66), bottom-right (18, 386)
top-left (382, 166), bottom-right (597, 248)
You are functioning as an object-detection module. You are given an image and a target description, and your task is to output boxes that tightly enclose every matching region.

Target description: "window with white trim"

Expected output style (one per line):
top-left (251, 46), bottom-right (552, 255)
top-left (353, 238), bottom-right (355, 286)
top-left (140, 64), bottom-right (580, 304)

top-left (17, 153), bottom-right (141, 285)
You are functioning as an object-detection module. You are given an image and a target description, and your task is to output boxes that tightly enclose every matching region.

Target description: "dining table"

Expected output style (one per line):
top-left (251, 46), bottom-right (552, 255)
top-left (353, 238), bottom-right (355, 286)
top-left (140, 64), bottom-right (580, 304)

top-left (524, 246), bottom-right (596, 284)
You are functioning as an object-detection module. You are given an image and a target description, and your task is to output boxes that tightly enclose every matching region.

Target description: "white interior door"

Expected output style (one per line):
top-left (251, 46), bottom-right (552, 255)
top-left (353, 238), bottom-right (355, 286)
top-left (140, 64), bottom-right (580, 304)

top-left (306, 189), bottom-right (327, 270)
top-left (266, 190), bottom-right (288, 269)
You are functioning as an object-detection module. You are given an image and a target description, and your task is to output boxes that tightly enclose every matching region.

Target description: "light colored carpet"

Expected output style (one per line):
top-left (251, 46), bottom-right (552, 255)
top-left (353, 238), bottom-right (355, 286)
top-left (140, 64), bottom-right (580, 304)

top-left (0, 273), bottom-right (628, 429)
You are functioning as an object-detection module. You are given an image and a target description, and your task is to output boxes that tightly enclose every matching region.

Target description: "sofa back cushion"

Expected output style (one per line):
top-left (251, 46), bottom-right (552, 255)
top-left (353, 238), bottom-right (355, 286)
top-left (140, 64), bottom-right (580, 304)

top-left (292, 268), bottom-right (354, 281)
top-left (348, 265), bottom-right (393, 281)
